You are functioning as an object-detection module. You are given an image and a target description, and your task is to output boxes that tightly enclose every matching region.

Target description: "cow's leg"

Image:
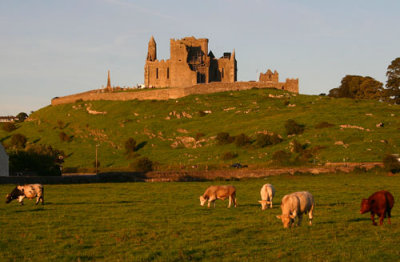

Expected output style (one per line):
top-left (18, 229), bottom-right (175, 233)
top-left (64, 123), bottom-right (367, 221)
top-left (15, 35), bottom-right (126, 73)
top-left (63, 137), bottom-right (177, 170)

top-left (35, 196), bottom-right (39, 205)
top-left (41, 195), bottom-right (44, 205)
top-left (208, 197), bottom-right (216, 208)
top-left (379, 212), bottom-right (385, 225)
top-left (387, 209), bottom-right (392, 225)
top-left (371, 212), bottom-right (377, 226)
top-left (297, 214), bottom-right (303, 226)
top-left (18, 196), bottom-right (25, 205)
top-left (232, 193), bottom-right (237, 207)
top-left (269, 197), bottom-right (273, 209)
top-left (309, 205), bottom-right (314, 225)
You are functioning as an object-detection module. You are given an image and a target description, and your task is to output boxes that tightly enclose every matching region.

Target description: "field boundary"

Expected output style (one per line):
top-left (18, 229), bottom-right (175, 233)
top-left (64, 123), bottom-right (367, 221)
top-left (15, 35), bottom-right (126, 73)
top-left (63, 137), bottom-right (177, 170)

top-left (0, 162), bottom-right (383, 184)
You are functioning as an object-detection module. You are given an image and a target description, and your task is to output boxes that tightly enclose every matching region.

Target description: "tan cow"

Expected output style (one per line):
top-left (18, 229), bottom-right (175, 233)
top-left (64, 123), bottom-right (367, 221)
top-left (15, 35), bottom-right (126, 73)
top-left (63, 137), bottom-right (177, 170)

top-left (258, 184), bottom-right (276, 210)
top-left (276, 191), bottom-right (314, 228)
top-left (5, 184), bottom-right (44, 205)
top-left (199, 185), bottom-right (237, 208)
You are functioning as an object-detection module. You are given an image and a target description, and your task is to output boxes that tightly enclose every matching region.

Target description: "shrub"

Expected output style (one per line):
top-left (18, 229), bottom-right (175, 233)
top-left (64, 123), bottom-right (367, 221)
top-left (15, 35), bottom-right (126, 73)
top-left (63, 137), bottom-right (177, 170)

top-left (59, 132), bottom-right (71, 142)
top-left (125, 138), bottom-right (137, 155)
top-left (284, 119), bottom-right (305, 135)
top-left (234, 133), bottom-right (250, 147)
top-left (255, 133), bottom-right (282, 148)
top-left (10, 133), bottom-right (27, 148)
top-left (198, 110), bottom-right (206, 117)
top-left (221, 152), bottom-right (238, 160)
top-left (130, 157), bottom-right (153, 172)
top-left (383, 154), bottom-right (400, 173)
top-left (315, 121), bottom-right (334, 129)
top-left (216, 132), bottom-right (234, 145)
top-left (272, 150), bottom-right (291, 165)
top-left (9, 145), bottom-right (64, 176)
top-left (57, 120), bottom-right (65, 129)
top-left (2, 122), bottom-right (16, 132)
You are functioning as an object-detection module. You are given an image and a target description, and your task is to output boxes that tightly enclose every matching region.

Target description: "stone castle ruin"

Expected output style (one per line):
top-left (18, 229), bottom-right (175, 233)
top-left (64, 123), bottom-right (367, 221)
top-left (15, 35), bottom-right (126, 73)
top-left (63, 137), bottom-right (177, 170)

top-left (51, 36), bottom-right (298, 105)
top-left (145, 36), bottom-right (237, 88)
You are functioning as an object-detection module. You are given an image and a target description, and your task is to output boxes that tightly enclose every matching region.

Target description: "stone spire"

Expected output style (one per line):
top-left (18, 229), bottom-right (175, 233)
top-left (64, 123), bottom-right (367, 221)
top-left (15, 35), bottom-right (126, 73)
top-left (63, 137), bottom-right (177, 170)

top-left (231, 49), bottom-right (235, 61)
top-left (147, 36), bottom-right (157, 61)
top-left (107, 70), bottom-right (111, 89)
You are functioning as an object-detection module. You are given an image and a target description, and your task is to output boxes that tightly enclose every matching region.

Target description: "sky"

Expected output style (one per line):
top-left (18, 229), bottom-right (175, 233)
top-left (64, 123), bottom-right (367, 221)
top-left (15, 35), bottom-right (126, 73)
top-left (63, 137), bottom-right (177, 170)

top-left (1, 0), bottom-right (399, 115)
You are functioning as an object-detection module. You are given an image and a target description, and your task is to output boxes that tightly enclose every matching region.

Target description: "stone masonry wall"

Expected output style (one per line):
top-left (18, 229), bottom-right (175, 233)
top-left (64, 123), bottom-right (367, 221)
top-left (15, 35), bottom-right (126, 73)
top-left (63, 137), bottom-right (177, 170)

top-left (51, 81), bottom-right (299, 106)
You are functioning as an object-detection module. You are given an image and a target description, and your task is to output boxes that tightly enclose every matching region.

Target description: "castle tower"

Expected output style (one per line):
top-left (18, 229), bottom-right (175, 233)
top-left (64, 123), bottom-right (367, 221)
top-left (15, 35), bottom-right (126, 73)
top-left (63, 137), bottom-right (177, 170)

top-left (106, 70), bottom-right (111, 89)
top-left (147, 36), bottom-right (157, 61)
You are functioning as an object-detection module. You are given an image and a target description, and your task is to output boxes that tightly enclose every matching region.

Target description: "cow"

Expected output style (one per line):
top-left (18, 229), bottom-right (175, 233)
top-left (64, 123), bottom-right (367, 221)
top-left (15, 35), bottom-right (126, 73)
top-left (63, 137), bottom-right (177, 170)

top-left (258, 184), bottom-right (275, 210)
top-left (360, 190), bottom-right (394, 226)
top-left (199, 185), bottom-right (237, 208)
top-left (276, 191), bottom-right (314, 228)
top-left (5, 184), bottom-right (44, 205)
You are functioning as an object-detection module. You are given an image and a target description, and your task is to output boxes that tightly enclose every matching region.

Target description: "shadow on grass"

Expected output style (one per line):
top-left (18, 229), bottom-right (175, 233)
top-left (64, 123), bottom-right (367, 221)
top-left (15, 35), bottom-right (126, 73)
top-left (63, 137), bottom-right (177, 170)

top-left (347, 217), bottom-right (371, 222)
top-left (14, 208), bottom-right (47, 213)
top-left (49, 200), bottom-right (136, 206)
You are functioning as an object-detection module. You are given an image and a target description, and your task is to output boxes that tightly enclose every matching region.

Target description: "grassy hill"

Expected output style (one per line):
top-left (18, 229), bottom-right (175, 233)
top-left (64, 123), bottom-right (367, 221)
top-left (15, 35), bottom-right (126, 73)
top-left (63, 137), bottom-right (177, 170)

top-left (1, 88), bottom-right (399, 172)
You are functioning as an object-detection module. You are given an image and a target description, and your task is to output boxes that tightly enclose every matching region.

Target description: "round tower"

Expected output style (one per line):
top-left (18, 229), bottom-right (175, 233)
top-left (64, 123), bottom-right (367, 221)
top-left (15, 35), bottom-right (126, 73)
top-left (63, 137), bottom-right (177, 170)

top-left (147, 36), bottom-right (157, 61)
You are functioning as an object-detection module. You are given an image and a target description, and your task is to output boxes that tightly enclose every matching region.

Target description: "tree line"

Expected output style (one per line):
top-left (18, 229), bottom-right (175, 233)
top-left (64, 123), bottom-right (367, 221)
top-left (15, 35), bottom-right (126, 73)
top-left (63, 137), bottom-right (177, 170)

top-left (328, 57), bottom-right (400, 104)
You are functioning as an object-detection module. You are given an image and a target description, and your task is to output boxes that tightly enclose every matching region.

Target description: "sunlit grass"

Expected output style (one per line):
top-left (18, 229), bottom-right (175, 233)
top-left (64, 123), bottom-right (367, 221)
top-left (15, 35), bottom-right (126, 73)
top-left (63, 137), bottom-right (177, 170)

top-left (0, 172), bottom-right (399, 261)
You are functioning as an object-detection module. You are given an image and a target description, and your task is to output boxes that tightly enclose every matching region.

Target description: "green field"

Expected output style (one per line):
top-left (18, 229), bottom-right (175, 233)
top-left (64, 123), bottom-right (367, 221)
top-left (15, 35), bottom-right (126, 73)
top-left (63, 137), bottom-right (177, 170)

top-left (1, 89), bottom-right (399, 171)
top-left (1, 172), bottom-right (399, 261)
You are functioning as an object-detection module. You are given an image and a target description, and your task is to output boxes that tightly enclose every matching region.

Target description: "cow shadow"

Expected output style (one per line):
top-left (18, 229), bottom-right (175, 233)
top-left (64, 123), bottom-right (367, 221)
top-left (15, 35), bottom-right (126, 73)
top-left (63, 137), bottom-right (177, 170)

top-left (347, 217), bottom-right (371, 223)
top-left (14, 208), bottom-right (47, 213)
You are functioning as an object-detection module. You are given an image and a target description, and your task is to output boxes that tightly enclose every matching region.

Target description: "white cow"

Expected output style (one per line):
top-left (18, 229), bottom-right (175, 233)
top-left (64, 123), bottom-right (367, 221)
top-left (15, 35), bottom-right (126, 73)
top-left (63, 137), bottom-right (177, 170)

top-left (5, 184), bottom-right (44, 205)
top-left (200, 185), bottom-right (237, 208)
top-left (258, 184), bottom-right (276, 210)
top-left (276, 191), bottom-right (314, 228)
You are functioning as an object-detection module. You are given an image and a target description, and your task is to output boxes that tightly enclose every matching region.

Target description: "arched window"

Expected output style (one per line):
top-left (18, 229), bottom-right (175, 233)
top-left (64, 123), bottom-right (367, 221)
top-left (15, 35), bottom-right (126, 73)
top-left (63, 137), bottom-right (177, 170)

top-left (156, 68), bottom-right (159, 79)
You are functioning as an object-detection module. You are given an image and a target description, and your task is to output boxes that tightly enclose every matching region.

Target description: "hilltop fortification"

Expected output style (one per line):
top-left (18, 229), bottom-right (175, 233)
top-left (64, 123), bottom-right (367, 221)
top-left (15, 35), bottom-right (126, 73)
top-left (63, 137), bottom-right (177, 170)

top-left (51, 36), bottom-right (298, 106)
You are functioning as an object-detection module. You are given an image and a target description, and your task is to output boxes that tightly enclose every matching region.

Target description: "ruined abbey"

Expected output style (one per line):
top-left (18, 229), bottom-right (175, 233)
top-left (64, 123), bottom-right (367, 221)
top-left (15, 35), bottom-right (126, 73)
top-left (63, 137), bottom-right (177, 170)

top-left (145, 36), bottom-right (237, 88)
top-left (51, 36), bottom-right (298, 105)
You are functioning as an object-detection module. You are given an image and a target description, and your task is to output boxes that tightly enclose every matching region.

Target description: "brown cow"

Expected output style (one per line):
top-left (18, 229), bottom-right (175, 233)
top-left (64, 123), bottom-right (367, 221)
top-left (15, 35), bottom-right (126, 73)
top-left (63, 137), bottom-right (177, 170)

top-left (5, 184), bottom-right (44, 205)
top-left (360, 190), bottom-right (394, 226)
top-left (199, 185), bottom-right (237, 208)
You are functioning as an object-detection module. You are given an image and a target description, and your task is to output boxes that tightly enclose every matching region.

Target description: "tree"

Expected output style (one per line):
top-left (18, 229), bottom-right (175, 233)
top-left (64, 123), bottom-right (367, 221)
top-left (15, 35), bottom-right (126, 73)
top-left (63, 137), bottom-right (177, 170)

top-left (9, 144), bottom-right (64, 176)
top-left (329, 75), bottom-right (383, 99)
top-left (16, 112), bottom-right (28, 123)
top-left (386, 57), bottom-right (400, 104)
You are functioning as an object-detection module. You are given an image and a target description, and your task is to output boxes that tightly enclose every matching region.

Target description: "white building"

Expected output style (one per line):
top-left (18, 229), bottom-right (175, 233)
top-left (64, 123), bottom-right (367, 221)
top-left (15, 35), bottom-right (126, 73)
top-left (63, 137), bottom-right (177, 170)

top-left (0, 143), bottom-right (9, 176)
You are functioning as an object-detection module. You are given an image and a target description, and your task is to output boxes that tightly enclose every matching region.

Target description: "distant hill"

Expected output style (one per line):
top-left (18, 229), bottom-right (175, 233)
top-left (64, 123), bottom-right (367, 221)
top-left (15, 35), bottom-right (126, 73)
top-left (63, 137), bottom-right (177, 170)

top-left (1, 89), bottom-right (399, 172)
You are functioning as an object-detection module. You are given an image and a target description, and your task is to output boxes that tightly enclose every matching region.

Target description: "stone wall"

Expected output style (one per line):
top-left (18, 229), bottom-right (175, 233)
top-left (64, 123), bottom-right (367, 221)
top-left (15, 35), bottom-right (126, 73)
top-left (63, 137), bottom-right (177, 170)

top-left (51, 81), bottom-right (299, 106)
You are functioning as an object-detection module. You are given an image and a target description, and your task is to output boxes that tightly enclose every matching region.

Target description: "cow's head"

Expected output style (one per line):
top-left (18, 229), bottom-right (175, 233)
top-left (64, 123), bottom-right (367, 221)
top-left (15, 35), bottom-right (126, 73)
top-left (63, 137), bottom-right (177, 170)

top-left (276, 214), bottom-right (295, 228)
top-left (360, 198), bottom-right (370, 214)
top-left (5, 187), bottom-right (23, 204)
top-left (199, 196), bottom-right (207, 206)
top-left (258, 200), bottom-right (269, 210)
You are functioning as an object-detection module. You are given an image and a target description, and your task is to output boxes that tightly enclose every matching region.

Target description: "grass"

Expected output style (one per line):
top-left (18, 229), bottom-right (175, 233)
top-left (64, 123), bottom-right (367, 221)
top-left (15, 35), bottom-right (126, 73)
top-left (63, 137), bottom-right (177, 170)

top-left (1, 88), bottom-right (399, 171)
top-left (0, 172), bottom-right (399, 261)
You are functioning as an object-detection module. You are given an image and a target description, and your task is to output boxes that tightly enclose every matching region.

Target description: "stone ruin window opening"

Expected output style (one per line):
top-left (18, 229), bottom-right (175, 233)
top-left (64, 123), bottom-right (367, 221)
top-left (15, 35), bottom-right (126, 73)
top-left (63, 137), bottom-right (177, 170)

top-left (167, 68), bottom-right (169, 79)
top-left (221, 68), bottom-right (224, 78)
top-left (156, 68), bottom-right (159, 79)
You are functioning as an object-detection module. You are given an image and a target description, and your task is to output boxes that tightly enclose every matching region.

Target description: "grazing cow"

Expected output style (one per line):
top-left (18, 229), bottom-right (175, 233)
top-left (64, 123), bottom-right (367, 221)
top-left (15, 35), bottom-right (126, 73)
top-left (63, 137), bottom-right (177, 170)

top-left (360, 190), bottom-right (394, 226)
top-left (276, 191), bottom-right (314, 228)
top-left (200, 185), bottom-right (237, 208)
top-left (258, 184), bottom-right (276, 210)
top-left (5, 184), bottom-right (44, 205)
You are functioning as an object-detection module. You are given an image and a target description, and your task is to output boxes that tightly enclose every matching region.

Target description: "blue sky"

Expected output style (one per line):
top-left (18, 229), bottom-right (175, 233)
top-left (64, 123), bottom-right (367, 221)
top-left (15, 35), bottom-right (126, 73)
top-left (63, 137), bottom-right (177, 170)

top-left (1, 0), bottom-right (399, 115)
